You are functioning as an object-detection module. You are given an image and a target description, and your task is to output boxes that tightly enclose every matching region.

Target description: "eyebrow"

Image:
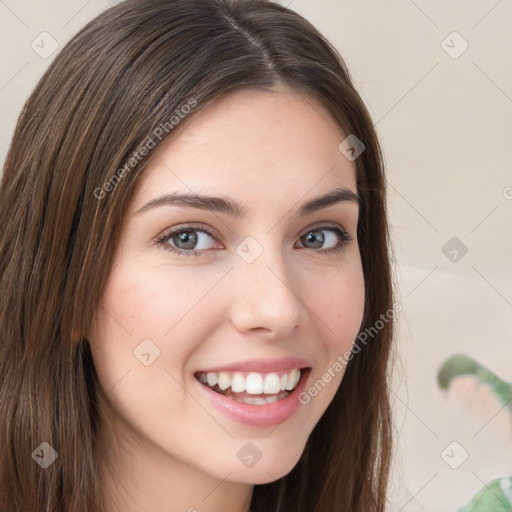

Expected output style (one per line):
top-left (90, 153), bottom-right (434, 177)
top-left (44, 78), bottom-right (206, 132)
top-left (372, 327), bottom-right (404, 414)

top-left (136, 187), bottom-right (361, 218)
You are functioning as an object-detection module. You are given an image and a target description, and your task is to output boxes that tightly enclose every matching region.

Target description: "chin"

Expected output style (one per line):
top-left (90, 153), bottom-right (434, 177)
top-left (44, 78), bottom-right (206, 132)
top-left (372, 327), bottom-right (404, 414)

top-left (225, 450), bottom-right (304, 485)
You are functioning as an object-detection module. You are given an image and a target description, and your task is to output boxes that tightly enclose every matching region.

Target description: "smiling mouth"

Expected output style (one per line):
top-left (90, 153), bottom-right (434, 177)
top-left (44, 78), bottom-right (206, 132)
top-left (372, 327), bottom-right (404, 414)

top-left (194, 368), bottom-right (309, 406)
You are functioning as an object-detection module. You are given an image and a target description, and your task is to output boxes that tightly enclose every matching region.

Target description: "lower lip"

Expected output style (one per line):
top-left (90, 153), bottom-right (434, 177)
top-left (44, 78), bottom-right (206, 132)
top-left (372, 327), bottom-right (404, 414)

top-left (195, 369), bottom-right (311, 428)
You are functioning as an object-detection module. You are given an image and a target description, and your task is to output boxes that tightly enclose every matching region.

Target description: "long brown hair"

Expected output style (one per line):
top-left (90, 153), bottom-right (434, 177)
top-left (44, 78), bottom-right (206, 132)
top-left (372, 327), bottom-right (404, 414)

top-left (0, 1), bottom-right (395, 510)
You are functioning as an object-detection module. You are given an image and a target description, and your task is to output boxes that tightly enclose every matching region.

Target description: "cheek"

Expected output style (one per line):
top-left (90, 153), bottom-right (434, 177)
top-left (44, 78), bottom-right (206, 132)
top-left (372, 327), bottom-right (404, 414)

top-left (94, 263), bottom-right (218, 340)
top-left (87, 264), bottom-right (221, 433)
top-left (292, 261), bottom-right (365, 434)
top-left (88, 262), bottom-right (229, 382)
top-left (312, 260), bottom-right (366, 350)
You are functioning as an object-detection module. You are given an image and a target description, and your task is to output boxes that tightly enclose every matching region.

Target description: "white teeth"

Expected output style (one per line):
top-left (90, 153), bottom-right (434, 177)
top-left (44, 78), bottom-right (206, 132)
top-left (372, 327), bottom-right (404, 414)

top-left (285, 368), bottom-right (301, 391)
top-left (231, 373), bottom-right (245, 393)
top-left (245, 373), bottom-right (264, 394)
top-left (244, 397), bottom-right (267, 405)
top-left (217, 372), bottom-right (230, 391)
top-left (206, 372), bottom-right (218, 387)
top-left (198, 368), bottom-right (303, 395)
top-left (263, 373), bottom-right (281, 394)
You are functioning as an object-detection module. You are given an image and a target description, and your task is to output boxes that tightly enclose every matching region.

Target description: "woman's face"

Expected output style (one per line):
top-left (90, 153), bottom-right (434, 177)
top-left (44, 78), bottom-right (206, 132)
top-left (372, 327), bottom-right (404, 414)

top-left (89, 87), bottom-right (365, 485)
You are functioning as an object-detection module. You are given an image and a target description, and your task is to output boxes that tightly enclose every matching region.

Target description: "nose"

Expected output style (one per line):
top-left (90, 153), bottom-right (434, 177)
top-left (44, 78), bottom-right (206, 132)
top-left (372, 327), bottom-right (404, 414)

top-left (228, 244), bottom-right (309, 339)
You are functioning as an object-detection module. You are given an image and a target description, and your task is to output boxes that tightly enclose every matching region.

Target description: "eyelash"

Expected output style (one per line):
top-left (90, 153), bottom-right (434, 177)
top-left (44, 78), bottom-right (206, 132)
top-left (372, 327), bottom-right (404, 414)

top-left (154, 222), bottom-right (353, 257)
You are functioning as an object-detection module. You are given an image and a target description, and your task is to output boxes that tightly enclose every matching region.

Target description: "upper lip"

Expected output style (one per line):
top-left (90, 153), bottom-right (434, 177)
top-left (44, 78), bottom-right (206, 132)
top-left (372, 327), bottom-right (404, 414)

top-left (197, 357), bottom-right (312, 374)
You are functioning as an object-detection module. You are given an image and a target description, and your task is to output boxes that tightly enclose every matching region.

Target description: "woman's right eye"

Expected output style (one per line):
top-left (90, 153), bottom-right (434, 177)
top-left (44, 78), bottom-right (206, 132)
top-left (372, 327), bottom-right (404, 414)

top-left (155, 224), bottom-right (221, 257)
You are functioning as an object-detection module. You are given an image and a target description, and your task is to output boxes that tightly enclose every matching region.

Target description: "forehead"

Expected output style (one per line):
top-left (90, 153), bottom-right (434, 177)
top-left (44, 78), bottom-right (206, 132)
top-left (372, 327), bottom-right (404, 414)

top-left (130, 87), bottom-right (357, 211)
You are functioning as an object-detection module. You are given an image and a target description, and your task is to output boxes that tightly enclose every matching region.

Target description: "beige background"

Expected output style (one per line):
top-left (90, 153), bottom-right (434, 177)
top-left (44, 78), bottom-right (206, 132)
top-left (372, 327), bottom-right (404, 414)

top-left (1, 1), bottom-right (511, 511)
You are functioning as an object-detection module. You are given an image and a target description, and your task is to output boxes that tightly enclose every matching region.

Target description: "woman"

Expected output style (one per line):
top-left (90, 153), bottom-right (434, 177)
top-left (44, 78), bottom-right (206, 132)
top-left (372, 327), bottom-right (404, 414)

top-left (0, 0), bottom-right (396, 510)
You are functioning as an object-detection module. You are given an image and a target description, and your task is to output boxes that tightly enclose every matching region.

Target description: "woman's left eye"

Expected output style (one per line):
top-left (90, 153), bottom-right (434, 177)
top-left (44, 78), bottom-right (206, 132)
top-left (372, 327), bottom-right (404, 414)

top-left (296, 226), bottom-right (352, 254)
top-left (155, 224), bottom-right (353, 257)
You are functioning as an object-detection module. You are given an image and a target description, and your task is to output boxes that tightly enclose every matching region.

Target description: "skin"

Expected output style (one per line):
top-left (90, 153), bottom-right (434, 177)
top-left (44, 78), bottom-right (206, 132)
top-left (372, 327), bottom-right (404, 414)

top-left (88, 86), bottom-right (365, 512)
